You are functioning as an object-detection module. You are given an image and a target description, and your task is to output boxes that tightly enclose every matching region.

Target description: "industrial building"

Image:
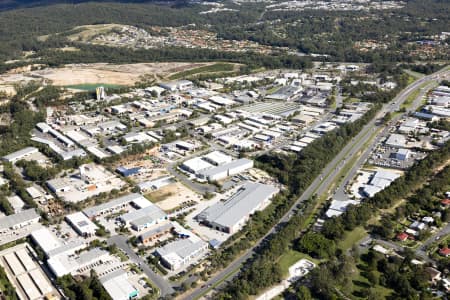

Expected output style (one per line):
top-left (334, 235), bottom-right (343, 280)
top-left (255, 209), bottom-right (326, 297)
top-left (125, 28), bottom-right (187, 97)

top-left (139, 223), bottom-right (174, 245)
top-left (83, 193), bottom-right (152, 219)
top-left (198, 158), bottom-right (254, 182)
top-left (0, 243), bottom-right (61, 300)
top-left (196, 182), bottom-right (279, 234)
top-left (46, 164), bottom-right (125, 203)
top-left (100, 270), bottom-right (139, 300)
top-left (137, 176), bottom-right (175, 193)
top-left (154, 224), bottom-right (208, 271)
top-left (30, 228), bottom-right (62, 256)
top-left (116, 166), bottom-right (141, 177)
top-left (385, 133), bottom-right (408, 148)
top-left (65, 212), bottom-right (98, 237)
top-left (392, 148), bottom-right (411, 161)
top-left (2, 147), bottom-right (39, 163)
top-left (48, 248), bottom-right (111, 277)
top-left (120, 203), bottom-right (167, 231)
top-left (0, 209), bottom-right (40, 234)
top-left (159, 80), bottom-right (193, 91)
top-left (180, 157), bottom-right (214, 175)
top-left (362, 170), bottom-right (401, 197)
top-left (325, 199), bottom-right (359, 218)
top-left (202, 151), bottom-right (233, 166)
top-left (7, 195), bottom-right (25, 213)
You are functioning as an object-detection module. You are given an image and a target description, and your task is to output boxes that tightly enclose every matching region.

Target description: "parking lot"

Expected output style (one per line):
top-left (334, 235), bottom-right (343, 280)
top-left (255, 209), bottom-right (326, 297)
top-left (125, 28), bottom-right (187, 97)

top-left (368, 145), bottom-right (427, 169)
top-left (0, 223), bottom-right (43, 246)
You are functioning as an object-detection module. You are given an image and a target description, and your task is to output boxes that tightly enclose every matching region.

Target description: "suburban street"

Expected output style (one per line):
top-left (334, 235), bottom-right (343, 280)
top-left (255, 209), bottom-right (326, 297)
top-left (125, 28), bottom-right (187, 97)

top-left (416, 222), bottom-right (450, 260)
top-left (183, 67), bottom-right (450, 300)
top-left (107, 235), bottom-right (175, 296)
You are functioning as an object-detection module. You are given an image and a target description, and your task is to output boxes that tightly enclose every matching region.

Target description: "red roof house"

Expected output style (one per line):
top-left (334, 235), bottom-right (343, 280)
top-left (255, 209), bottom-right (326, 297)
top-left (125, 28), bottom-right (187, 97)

top-left (396, 232), bottom-right (409, 241)
top-left (441, 199), bottom-right (450, 206)
top-left (439, 247), bottom-right (450, 257)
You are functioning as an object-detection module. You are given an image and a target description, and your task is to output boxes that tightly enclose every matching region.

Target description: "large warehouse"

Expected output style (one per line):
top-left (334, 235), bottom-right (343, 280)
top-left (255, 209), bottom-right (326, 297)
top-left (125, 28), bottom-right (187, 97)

top-left (180, 157), bottom-right (214, 175)
top-left (198, 158), bottom-right (254, 182)
top-left (83, 193), bottom-right (151, 219)
top-left (0, 209), bottom-right (40, 234)
top-left (120, 203), bottom-right (167, 231)
top-left (154, 224), bottom-right (208, 271)
top-left (100, 270), bottom-right (139, 300)
top-left (65, 212), bottom-right (98, 237)
top-left (196, 182), bottom-right (279, 234)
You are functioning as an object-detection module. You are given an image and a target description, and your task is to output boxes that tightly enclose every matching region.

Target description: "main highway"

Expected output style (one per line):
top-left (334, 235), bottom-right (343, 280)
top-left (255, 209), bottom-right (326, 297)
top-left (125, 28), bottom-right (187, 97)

top-left (183, 67), bottom-right (450, 300)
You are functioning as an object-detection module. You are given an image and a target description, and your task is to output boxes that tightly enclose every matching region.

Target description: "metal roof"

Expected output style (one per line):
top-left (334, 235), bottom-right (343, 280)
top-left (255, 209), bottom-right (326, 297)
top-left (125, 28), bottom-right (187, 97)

top-left (199, 158), bottom-right (253, 178)
top-left (121, 203), bottom-right (166, 226)
top-left (139, 223), bottom-right (174, 240)
top-left (0, 209), bottom-right (39, 230)
top-left (101, 270), bottom-right (138, 300)
top-left (156, 238), bottom-right (207, 260)
top-left (2, 147), bottom-right (38, 162)
top-left (30, 228), bottom-right (62, 254)
top-left (196, 182), bottom-right (278, 229)
top-left (83, 193), bottom-right (144, 218)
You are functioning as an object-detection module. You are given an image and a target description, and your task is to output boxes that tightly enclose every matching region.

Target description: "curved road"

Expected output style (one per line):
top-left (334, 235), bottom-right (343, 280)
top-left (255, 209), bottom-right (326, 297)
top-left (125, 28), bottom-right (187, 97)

top-left (182, 67), bottom-right (450, 300)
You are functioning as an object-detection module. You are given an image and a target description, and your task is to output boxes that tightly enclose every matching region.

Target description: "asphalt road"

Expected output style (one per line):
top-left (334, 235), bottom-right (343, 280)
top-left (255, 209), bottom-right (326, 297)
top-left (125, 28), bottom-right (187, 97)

top-left (416, 223), bottom-right (450, 260)
top-left (373, 221), bottom-right (450, 265)
top-left (333, 75), bottom-right (443, 202)
top-left (107, 235), bottom-right (175, 296)
top-left (183, 68), bottom-right (450, 300)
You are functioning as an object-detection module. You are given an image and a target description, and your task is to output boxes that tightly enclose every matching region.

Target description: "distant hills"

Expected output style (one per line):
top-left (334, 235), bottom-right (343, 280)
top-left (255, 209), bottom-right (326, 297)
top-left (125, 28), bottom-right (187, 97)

top-left (0, 0), bottom-right (171, 11)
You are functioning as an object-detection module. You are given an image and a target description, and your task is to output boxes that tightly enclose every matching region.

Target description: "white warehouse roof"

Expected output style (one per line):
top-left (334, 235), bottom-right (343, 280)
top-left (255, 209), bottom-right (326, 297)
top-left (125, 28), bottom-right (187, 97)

top-left (181, 157), bottom-right (214, 174)
top-left (100, 270), bottom-right (138, 300)
top-left (30, 228), bottom-right (62, 255)
top-left (66, 212), bottom-right (98, 236)
top-left (202, 151), bottom-right (233, 166)
top-left (2, 147), bottom-right (39, 162)
top-left (196, 182), bottom-right (278, 230)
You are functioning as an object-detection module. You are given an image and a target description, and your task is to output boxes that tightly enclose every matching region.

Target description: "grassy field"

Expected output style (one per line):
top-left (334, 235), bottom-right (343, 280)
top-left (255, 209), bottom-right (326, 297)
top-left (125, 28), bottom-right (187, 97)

top-left (337, 226), bottom-right (367, 251)
top-left (64, 83), bottom-right (124, 91)
top-left (144, 190), bottom-right (173, 203)
top-left (343, 97), bottom-right (361, 104)
top-left (347, 260), bottom-right (393, 299)
top-left (400, 81), bottom-right (431, 110)
top-left (168, 63), bottom-right (236, 80)
top-left (277, 249), bottom-right (319, 276)
top-left (267, 85), bottom-right (281, 94)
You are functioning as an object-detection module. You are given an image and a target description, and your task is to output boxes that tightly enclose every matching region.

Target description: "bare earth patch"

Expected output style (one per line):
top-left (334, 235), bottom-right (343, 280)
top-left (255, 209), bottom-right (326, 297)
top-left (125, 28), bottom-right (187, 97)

top-left (0, 62), bottom-right (215, 92)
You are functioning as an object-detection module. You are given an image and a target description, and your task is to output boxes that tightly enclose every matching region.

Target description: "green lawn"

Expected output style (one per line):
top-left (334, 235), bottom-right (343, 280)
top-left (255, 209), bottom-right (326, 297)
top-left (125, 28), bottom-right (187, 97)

top-left (168, 63), bottom-right (235, 80)
top-left (337, 226), bottom-right (367, 251)
top-left (343, 97), bottom-right (361, 104)
top-left (277, 249), bottom-right (319, 276)
top-left (64, 83), bottom-right (124, 91)
top-left (400, 81), bottom-right (431, 110)
top-left (407, 71), bottom-right (425, 80)
top-left (349, 260), bottom-right (393, 299)
top-left (267, 85), bottom-right (281, 94)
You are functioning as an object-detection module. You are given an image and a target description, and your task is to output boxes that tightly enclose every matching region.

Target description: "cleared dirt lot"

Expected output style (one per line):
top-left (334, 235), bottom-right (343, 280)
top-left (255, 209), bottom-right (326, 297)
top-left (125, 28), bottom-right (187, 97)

top-left (148, 182), bottom-right (201, 211)
top-left (0, 62), bottom-right (214, 93)
top-left (30, 63), bottom-right (213, 85)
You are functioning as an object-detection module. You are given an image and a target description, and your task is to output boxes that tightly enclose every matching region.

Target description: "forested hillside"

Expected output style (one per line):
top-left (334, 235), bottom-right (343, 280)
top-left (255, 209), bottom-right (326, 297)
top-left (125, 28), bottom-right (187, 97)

top-left (0, 0), bottom-right (447, 65)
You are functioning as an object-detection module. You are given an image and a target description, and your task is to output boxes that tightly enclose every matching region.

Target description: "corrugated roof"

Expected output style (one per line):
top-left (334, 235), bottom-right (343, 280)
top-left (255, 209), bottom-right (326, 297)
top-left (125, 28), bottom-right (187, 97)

top-left (3, 147), bottom-right (38, 161)
top-left (121, 204), bottom-right (166, 226)
top-left (0, 209), bottom-right (39, 230)
top-left (199, 158), bottom-right (253, 178)
top-left (83, 193), bottom-right (143, 218)
top-left (196, 182), bottom-right (277, 229)
top-left (140, 223), bottom-right (174, 240)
